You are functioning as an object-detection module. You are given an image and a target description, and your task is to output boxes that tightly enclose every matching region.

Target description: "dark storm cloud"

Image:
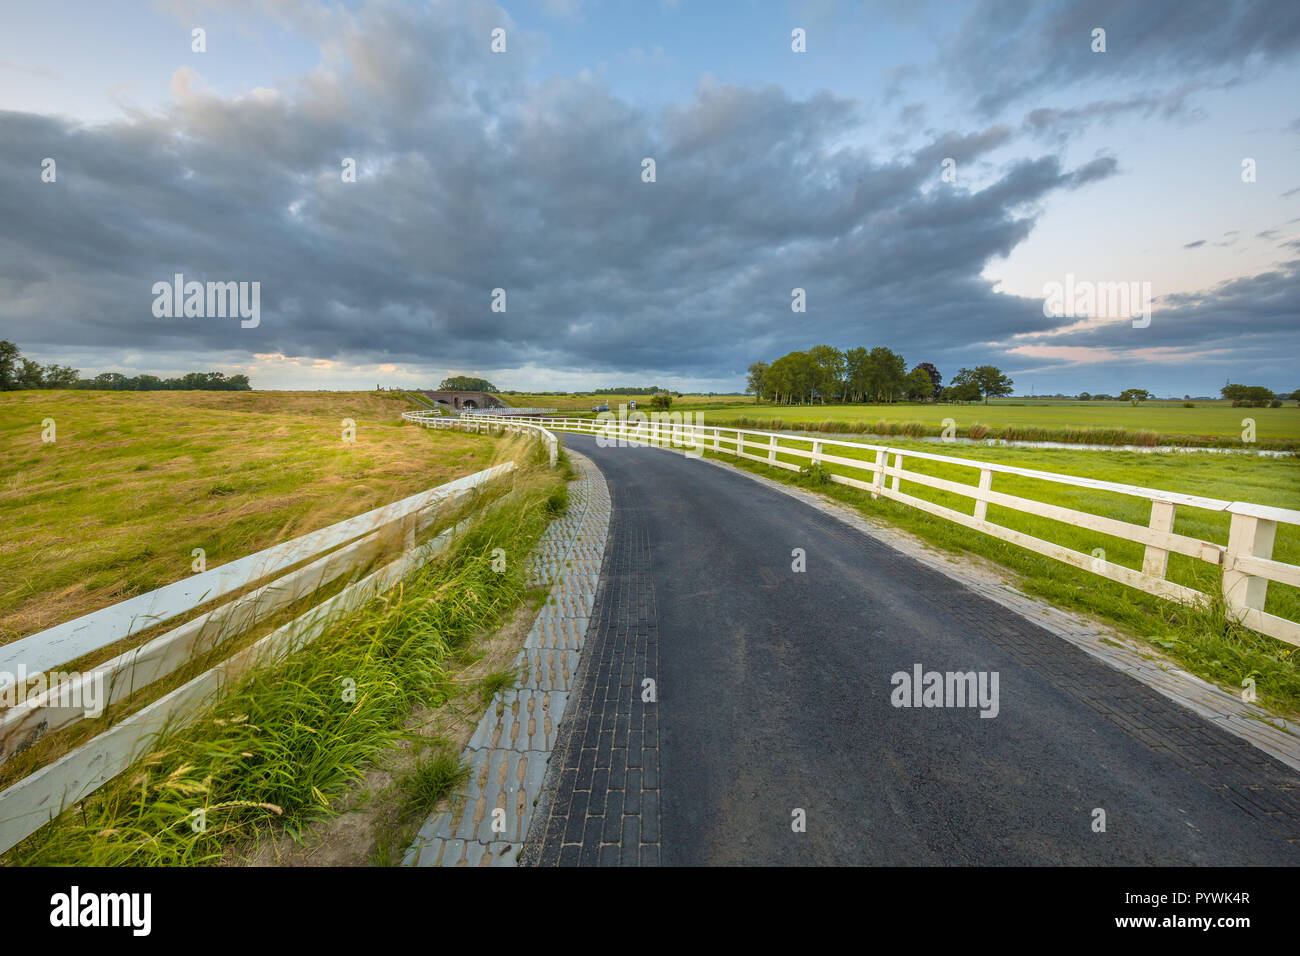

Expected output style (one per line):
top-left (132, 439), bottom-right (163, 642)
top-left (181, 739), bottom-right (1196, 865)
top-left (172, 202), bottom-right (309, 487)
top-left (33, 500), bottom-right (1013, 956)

top-left (0, 0), bottom-right (1290, 389)
top-left (0, 0), bottom-right (1118, 383)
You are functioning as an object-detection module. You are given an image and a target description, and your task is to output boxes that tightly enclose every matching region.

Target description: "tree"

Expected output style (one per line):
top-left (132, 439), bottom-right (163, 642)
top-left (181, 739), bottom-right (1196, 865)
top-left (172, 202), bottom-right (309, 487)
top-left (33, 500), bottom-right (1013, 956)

top-left (765, 354), bottom-right (793, 403)
top-left (650, 392), bottom-right (673, 411)
top-left (807, 345), bottom-right (846, 402)
top-left (17, 358), bottom-right (44, 389)
top-left (915, 362), bottom-right (942, 399)
top-left (904, 366), bottom-right (934, 401)
top-left (0, 340), bottom-right (18, 390)
top-left (972, 365), bottom-right (1014, 404)
top-left (767, 350), bottom-right (818, 404)
top-left (866, 347), bottom-right (907, 403)
top-left (1078, 392), bottom-right (1092, 401)
top-left (843, 347), bottom-right (870, 402)
top-left (1222, 383), bottom-right (1274, 407)
top-left (793, 350), bottom-right (819, 403)
top-left (746, 362), bottom-right (769, 403)
top-left (439, 375), bottom-right (499, 393)
top-left (43, 364), bottom-right (80, 388)
top-left (1119, 388), bottom-right (1150, 405)
top-left (946, 368), bottom-right (982, 403)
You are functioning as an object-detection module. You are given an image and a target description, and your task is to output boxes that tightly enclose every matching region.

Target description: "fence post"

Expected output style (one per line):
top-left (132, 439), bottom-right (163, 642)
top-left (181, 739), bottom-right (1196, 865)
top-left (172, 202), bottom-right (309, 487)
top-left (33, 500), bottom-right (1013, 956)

top-left (1141, 500), bottom-right (1177, 579)
top-left (812, 441), bottom-right (822, 466)
top-left (714, 428), bottom-right (720, 451)
top-left (973, 469), bottom-right (992, 522)
top-left (768, 435), bottom-right (778, 463)
top-left (1224, 510), bottom-right (1277, 617)
top-left (890, 452), bottom-right (904, 493)
top-left (871, 450), bottom-right (886, 499)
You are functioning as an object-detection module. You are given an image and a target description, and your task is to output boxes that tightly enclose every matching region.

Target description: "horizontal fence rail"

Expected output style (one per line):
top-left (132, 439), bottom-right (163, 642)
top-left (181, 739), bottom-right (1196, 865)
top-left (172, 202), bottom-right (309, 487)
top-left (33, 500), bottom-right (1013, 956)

top-left (463, 414), bottom-right (1300, 648)
top-left (458, 406), bottom-right (558, 417)
top-left (0, 457), bottom-right (530, 854)
top-left (403, 409), bottom-right (559, 467)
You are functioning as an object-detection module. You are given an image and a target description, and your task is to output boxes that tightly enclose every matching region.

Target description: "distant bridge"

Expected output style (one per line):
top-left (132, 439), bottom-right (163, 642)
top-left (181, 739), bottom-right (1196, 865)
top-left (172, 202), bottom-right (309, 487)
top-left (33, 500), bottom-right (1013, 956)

top-left (411, 389), bottom-right (509, 412)
top-left (406, 390), bottom-right (558, 417)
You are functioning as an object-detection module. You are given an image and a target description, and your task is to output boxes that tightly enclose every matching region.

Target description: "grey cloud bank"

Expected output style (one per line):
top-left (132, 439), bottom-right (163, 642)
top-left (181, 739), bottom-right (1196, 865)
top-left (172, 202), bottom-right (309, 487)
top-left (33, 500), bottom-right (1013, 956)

top-left (1, 0), bottom-right (1298, 394)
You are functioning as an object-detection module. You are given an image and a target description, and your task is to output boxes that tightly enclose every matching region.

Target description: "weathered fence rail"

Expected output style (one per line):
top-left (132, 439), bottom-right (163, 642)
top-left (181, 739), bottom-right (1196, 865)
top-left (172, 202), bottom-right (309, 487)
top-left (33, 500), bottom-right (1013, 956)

top-left (0, 413), bottom-right (561, 854)
top-left (402, 409), bottom-right (558, 466)
top-left (458, 407), bottom-right (558, 417)
top-left (460, 413), bottom-right (1300, 648)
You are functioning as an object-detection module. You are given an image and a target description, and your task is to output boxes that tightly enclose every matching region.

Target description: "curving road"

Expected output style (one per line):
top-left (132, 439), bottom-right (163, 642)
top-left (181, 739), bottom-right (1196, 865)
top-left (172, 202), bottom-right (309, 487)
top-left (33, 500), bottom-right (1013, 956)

top-left (522, 432), bottom-right (1300, 866)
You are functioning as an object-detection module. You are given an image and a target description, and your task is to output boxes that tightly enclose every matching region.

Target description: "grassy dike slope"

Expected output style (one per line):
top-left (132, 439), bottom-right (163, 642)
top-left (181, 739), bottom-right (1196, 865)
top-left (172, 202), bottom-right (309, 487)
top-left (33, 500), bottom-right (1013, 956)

top-left (0, 389), bottom-right (498, 643)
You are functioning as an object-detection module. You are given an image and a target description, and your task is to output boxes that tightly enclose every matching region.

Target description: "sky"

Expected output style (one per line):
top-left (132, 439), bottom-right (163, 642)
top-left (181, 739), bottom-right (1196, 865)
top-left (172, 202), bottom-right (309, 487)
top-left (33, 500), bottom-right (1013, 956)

top-left (1, 0), bottom-right (1298, 396)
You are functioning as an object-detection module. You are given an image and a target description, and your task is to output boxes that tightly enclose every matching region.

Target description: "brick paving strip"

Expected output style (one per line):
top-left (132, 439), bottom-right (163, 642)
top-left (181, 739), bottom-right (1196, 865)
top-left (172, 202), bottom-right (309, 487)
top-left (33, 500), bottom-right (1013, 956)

top-left (403, 450), bottom-right (612, 867)
top-left (519, 483), bottom-right (662, 866)
top-left (697, 451), bottom-right (1300, 774)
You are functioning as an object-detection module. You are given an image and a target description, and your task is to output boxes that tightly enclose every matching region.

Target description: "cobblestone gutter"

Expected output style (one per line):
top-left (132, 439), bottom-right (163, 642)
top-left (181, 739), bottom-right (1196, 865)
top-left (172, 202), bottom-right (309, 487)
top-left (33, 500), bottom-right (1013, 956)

top-left (402, 451), bottom-right (612, 867)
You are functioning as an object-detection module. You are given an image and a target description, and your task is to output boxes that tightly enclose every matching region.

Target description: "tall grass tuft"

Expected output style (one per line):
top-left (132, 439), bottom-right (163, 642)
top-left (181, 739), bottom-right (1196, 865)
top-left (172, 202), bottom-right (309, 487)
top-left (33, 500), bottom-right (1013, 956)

top-left (396, 746), bottom-right (471, 820)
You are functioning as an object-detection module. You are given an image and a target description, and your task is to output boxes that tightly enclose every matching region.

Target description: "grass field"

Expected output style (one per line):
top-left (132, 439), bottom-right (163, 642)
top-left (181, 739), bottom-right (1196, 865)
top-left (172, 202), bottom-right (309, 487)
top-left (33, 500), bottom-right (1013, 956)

top-left (700, 399), bottom-right (1300, 446)
top-left (701, 433), bottom-right (1300, 714)
top-left (0, 389), bottom-right (499, 642)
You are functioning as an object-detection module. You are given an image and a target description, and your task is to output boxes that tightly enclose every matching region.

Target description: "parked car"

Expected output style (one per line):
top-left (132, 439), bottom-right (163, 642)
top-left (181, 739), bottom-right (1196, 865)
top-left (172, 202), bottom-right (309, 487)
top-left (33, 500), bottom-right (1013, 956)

top-left (592, 403), bottom-right (610, 413)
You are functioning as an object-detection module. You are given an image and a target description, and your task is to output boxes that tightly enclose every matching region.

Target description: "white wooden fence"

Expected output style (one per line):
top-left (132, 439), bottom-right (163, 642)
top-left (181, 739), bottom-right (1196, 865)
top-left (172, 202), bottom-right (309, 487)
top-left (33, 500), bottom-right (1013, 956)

top-left (0, 445), bottom-right (552, 854)
top-left (458, 407), bottom-right (559, 418)
top-left (451, 413), bottom-right (1300, 648)
top-left (402, 409), bottom-right (559, 467)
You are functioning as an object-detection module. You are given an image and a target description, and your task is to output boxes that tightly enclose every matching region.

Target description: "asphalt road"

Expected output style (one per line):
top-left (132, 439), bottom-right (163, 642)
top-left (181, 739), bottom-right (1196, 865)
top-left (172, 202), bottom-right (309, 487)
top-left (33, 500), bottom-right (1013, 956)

top-left (525, 432), bottom-right (1300, 865)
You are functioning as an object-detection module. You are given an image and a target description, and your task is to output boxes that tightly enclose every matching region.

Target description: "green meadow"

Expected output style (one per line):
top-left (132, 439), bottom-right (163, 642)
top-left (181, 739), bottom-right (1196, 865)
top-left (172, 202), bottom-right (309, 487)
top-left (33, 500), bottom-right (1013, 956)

top-left (698, 399), bottom-right (1299, 447)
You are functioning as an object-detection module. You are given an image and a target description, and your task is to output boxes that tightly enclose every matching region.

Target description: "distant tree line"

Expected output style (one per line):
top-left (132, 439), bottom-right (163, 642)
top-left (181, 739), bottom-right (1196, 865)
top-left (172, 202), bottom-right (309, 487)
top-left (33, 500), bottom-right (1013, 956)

top-left (746, 346), bottom-right (1014, 405)
top-left (495, 386), bottom-right (686, 397)
top-left (1221, 383), bottom-right (1286, 407)
top-left (0, 341), bottom-right (251, 391)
